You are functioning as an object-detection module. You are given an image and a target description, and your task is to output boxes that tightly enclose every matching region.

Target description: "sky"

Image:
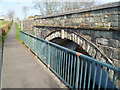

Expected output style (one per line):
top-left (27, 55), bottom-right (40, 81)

top-left (0, 0), bottom-right (120, 20)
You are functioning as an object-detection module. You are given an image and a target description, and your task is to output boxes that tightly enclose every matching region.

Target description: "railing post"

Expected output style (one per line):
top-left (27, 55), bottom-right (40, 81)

top-left (47, 41), bottom-right (50, 68)
top-left (75, 56), bottom-right (80, 88)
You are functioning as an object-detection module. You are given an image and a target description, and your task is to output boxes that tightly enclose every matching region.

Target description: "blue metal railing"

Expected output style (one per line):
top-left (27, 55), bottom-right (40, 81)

top-left (20, 31), bottom-right (120, 89)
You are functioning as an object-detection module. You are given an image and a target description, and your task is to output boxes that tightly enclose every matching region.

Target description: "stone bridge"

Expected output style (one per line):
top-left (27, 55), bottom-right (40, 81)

top-left (22, 2), bottom-right (120, 68)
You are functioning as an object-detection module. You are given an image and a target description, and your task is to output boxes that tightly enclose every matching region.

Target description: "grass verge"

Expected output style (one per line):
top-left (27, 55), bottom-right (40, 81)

top-left (15, 23), bottom-right (21, 41)
top-left (0, 20), bottom-right (10, 27)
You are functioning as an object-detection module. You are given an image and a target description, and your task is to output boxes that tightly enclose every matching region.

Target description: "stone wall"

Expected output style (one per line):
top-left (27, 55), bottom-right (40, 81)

top-left (22, 2), bottom-right (120, 67)
top-left (33, 26), bottom-right (120, 68)
top-left (22, 18), bottom-right (34, 30)
top-left (34, 2), bottom-right (120, 30)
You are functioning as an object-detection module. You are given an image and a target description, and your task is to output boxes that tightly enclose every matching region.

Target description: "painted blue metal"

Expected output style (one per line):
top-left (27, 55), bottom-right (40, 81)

top-left (83, 60), bottom-right (88, 88)
top-left (87, 61), bottom-right (92, 88)
top-left (20, 31), bottom-right (120, 89)
top-left (104, 68), bottom-right (109, 89)
top-left (79, 59), bottom-right (83, 88)
top-left (92, 63), bottom-right (97, 88)
top-left (75, 57), bottom-right (80, 88)
top-left (98, 65), bottom-right (102, 88)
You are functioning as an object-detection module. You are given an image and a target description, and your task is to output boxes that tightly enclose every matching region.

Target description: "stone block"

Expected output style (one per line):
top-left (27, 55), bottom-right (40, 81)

top-left (108, 15), bottom-right (119, 22)
top-left (101, 56), bottom-right (107, 63)
top-left (108, 39), bottom-right (120, 48)
top-left (82, 40), bottom-right (86, 50)
top-left (91, 48), bottom-right (96, 58)
top-left (83, 35), bottom-right (92, 41)
top-left (112, 48), bottom-right (120, 60)
top-left (111, 22), bottom-right (119, 27)
top-left (113, 59), bottom-right (120, 68)
top-left (96, 51), bottom-right (101, 60)
top-left (86, 43), bottom-right (90, 52)
top-left (103, 46), bottom-right (113, 58)
top-left (96, 38), bottom-right (108, 46)
top-left (88, 46), bottom-right (93, 56)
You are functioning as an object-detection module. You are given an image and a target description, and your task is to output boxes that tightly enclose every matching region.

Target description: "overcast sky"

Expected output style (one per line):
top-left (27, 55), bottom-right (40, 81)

top-left (0, 0), bottom-right (120, 20)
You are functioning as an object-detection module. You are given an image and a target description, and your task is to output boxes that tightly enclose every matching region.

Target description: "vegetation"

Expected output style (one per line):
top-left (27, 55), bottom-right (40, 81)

top-left (33, 0), bottom-right (95, 15)
top-left (0, 20), bottom-right (12, 42)
top-left (0, 36), bottom-right (2, 43)
top-left (15, 23), bottom-right (21, 41)
top-left (0, 20), bottom-right (10, 27)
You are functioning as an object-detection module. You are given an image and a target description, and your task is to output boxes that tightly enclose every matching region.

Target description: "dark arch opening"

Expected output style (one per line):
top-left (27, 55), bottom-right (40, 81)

top-left (50, 37), bottom-right (90, 56)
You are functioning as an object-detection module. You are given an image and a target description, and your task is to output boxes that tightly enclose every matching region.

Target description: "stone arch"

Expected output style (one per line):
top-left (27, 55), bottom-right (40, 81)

top-left (44, 29), bottom-right (114, 66)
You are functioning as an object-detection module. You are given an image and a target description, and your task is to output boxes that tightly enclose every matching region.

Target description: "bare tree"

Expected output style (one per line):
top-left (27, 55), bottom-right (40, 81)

top-left (7, 10), bottom-right (14, 21)
top-left (33, 0), bottom-right (95, 15)
top-left (34, 1), bottom-right (59, 15)
top-left (60, 0), bottom-right (95, 12)
top-left (22, 6), bottom-right (28, 18)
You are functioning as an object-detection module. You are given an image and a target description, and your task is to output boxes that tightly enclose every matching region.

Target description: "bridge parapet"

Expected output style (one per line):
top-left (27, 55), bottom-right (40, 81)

top-left (31, 26), bottom-right (120, 68)
top-left (33, 2), bottom-right (120, 31)
top-left (20, 31), bottom-right (120, 89)
top-left (21, 0), bottom-right (120, 79)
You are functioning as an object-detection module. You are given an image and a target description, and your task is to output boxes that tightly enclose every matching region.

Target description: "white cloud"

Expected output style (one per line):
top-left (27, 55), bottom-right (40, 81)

top-left (0, 0), bottom-right (119, 3)
top-left (0, 0), bottom-right (118, 2)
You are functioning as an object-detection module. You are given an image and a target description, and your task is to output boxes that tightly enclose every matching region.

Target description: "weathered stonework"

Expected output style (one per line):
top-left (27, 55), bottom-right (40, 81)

top-left (32, 26), bottom-right (120, 68)
top-left (21, 2), bottom-right (120, 88)
top-left (45, 29), bottom-right (113, 66)
top-left (33, 2), bottom-right (120, 30)
top-left (42, 28), bottom-right (120, 88)
top-left (22, 18), bottom-right (34, 30)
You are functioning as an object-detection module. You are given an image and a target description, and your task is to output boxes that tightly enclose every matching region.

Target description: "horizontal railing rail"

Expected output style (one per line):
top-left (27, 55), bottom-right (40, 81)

top-left (20, 31), bottom-right (120, 89)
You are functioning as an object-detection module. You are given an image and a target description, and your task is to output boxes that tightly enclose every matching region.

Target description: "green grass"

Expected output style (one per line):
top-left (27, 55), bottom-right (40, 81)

top-left (0, 35), bottom-right (2, 43)
top-left (15, 23), bottom-right (21, 41)
top-left (0, 20), bottom-right (10, 27)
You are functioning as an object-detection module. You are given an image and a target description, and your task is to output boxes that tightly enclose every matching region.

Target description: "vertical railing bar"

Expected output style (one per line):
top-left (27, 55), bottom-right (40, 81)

top-left (87, 61), bottom-right (92, 89)
top-left (44, 41), bottom-right (46, 63)
top-left (65, 52), bottom-right (68, 81)
top-left (58, 49), bottom-right (60, 75)
top-left (60, 49), bottom-right (63, 77)
top-left (98, 65), bottom-right (103, 89)
top-left (67, 53), bottom-right (71, 83)
top-left (112, 71), bottom-right (116, 88)
top-left (64, 51), bottom-right (67, 79)
top-left (62, 51), bottom-right (65, 78)
top-left (79, 58), bottom-right (83, 88)
top-left (47, 43), bottom-right (50, 67)
top-left (54, 47), bottom-right (57, 72)
top-left (70, 54), bottom-right (73, 86)
top-left (60, 50), bottom-right (63, 77)
top-left (92, 63), bottom-right (97, 89)
top-left (53, 46), bottom-right (56, 70)
top-left (56, 47), bottom-right (58, 73)
top-left (83, 59), bottom-right (88, 88)
top-left (52, 46), bottom-right (54, 69)
top-left (75, 56), bottom-right (80, 88)
top-left (104, 68), bottom-right (109, 89)
top-left (72, 55), bottom-right (77, 87)
top-left (51, 45), bottom-right (53, 68)
top-left (62, 51), bottom-right (65, 79)
top-left (56, 47), bottom-right (58, 72)
top-left (46, 42), bottom-right (47, 64)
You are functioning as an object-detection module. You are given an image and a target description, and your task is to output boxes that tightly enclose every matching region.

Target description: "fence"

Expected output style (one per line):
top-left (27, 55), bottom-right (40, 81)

top-left (20, 31), bottom-right (120, 89)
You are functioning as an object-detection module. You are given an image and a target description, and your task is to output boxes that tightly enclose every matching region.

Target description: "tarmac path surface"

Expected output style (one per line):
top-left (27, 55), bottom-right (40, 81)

top-left (2, 24), bottom-right (63, 88)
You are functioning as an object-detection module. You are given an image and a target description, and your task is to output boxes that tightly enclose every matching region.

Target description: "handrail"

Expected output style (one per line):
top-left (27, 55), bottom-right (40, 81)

top-left (20, 31), bottom-right (120, 89)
